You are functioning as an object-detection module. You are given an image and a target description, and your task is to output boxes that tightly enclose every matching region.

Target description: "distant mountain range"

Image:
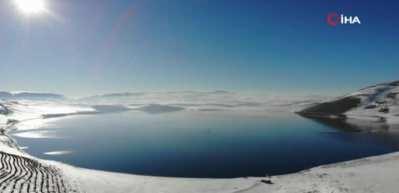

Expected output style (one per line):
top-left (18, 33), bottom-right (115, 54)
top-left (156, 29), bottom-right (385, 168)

top-left (78, 90), bottom-right (241, 105)
top-left (0, 91), bottom-right (65, 100)
top-left (298, 80), bottom-right (399, 124)
top-left (82, 90), bottom-right (232, 99)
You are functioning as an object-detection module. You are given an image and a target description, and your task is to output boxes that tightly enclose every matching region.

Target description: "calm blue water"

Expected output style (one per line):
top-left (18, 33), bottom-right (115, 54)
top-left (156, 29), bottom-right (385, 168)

top-left (11, 111), bottom-right (399, 178)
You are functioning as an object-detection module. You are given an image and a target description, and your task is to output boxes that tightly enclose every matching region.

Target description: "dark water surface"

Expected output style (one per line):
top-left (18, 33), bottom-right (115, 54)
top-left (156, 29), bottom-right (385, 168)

top-left (11, 110), bottom-right (399, 178)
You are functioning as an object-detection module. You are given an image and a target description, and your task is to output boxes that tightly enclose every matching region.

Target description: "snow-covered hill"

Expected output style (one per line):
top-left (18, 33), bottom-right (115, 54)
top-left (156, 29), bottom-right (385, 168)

top-left (0, 104), bottom-right (8, 127)
top-left (81, 91), bottom-right (254, 106)
top-left (0, 103), bottom-right (9, 114)
top-left (0, 91), bottom-right (65, 100)
top-left (298, 80), bottom-right (399, 124)
top-left (0, 100), bottom-right (95, 129)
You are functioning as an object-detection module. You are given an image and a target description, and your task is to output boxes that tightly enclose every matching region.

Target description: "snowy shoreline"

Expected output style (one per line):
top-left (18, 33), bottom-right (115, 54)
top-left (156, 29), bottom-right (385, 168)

top-left (1, 98), bottom-right (399, 193)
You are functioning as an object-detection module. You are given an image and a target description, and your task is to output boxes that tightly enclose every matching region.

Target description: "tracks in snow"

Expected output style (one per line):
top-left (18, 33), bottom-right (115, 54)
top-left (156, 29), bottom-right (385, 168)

top-left (0, 151), bottom-right (79, 193)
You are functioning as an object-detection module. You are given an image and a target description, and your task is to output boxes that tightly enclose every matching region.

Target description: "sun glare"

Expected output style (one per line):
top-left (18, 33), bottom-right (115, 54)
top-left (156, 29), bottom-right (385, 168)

top-left (14, 0), bottom-right (47, 15)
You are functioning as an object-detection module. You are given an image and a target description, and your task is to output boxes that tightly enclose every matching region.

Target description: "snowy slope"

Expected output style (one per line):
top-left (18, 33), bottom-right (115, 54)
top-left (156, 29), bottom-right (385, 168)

top-left (298, 80), bottom-right (399, 124)
top-left (0, 100), bottom-right (96, 132)
top-left (0, 102), bottom-right (10, 128)
top-left (0, 91), bottom-right (65, 100)
top-left (59, 151), bottom-right (399, 193)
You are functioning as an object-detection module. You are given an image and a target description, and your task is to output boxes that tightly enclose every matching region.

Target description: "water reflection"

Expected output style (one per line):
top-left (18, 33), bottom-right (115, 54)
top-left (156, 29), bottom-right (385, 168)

top-left (9, 111), bottom-right (399, 178)
top-left (301, 116), bottom-right (399, 149)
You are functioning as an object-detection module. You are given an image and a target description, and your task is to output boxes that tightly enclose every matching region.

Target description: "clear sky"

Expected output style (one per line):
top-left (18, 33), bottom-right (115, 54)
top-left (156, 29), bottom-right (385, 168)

top-left (0, 0), bottom-right (398, 97)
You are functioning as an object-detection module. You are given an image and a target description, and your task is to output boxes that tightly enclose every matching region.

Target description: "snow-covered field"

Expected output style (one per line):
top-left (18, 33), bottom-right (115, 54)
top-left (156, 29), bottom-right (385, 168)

top-left (1, 87), bottom-right (399, 193)
top-left (58, 151), bottom-right (399, 193)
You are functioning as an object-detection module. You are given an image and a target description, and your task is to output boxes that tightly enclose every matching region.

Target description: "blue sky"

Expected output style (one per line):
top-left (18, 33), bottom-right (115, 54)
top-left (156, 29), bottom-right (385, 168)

top-left (0, 0), bottom-right (398, 97)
